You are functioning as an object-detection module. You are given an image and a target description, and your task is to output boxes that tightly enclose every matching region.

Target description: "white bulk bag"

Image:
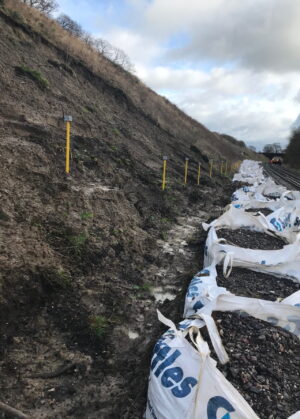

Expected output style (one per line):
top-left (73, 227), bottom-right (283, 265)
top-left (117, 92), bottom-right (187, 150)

top-left (266, 205), bottom-right (300, 243)
top-left (145, 312), bottom-right (259, 419)
top-left (255, 178), bottom-right (287, 198)
top-left (183, 264), bottom-right (229, 318)
top-left (203, 205), bottom-right (271, 234)
top-left (282, 291), bottom-right (300, 307)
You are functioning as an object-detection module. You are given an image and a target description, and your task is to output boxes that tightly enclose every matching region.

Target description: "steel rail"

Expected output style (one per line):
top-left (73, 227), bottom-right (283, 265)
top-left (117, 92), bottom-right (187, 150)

top-left (263, 164), bottom-right (300, 191)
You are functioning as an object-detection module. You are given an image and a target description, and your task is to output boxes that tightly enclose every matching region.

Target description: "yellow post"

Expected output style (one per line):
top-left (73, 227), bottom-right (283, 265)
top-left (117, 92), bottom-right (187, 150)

top-left (184, 157), bottom-right (189, 184)
top-left (220, 161), bottom-right (223, 175)
top-left (197, 162), bottom-right (201, 185)
top-left (64, 115), bottom-right (73, 174)
top-left (162, 156), bottom-right (167, 191)
top-left (209, 160), bottom-right (213, 178)
top-left (225, 160), bottom-right (228, 175)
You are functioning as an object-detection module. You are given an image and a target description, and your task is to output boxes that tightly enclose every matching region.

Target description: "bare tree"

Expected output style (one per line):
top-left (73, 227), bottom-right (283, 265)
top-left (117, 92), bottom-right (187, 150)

top-left (263, 143), bottom-right (282, 154)
top-left (93, 37), bottom-right (135, 73)
top-left (110, 47), bottom-right (135, 72)
top-left (22, 0), bottom-right (58, 15)
top-left (93, 38), bottom-right (113, 59)
top-left (81, 32), bottom-right (94, 48)
top-left (273, 142), bottom-right (282, 153)
top-left (263, 144), bottom-right (275, 153)
top-left (56, 14), bottom-right (84, 38)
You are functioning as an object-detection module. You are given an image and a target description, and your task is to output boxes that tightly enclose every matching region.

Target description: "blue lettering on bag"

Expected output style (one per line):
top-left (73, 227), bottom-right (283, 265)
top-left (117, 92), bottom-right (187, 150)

top-left (193, 301), bottom-right (204, 311)
top-left (171, 376), bottom-right (197, 398)
top-left (207, 396), bottom-right (235, 419)
top-left (151, 338), bottom-right (198, 398)
top-left (161, 367), bottom-right (183, 387)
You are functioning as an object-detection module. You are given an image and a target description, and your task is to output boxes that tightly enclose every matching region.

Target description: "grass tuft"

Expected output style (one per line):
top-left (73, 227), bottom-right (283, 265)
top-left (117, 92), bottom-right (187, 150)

top-left (89, 315), bottom-right (108, 338)
top-left (15, 65), bottom-right (49, 89)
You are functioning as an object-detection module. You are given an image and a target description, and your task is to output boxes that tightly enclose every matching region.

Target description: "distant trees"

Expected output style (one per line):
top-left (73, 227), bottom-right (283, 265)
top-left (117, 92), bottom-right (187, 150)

top-left (19, 2), bottom-right (135, 73)
top-left (21, 0), bottom-right (58, 15)
top-left (285, 129), bottom-right (300, 168)
top-left (56, 14), bottom-right (84, 38)
top-left (56, 13), bottom-right (135, 73)
top-left (263, 143), bottom-right (282, 153)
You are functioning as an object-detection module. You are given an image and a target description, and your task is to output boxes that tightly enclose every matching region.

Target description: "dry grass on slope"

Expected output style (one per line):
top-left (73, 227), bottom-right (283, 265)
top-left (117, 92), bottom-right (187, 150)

top-left (2, 0), bottom-right (251, 160)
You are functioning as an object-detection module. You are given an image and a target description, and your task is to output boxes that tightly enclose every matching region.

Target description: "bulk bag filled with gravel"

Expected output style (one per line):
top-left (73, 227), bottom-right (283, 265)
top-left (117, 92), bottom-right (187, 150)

top-left (145, 313), bottom-right (258, 419)
top-left (233, 160), bottom-right (265, 185)
top-left (203, 206), bottom-right (271, 234)
top-left (204, 227), bottom-right (300, 283)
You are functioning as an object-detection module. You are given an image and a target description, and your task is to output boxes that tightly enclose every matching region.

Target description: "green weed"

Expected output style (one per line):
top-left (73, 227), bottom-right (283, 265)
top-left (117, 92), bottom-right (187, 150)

top-left (15, 65), bottom-right (49, 90)
top-left (67, 232), bottom-right (88, 254)
top-left (132, 282), bottom-right (152, 293)
top-left (113, 128), bottom-right (121, 136)
top-left (90, 315), bottom-right (108, 338)
top-left (55, 269), bottom-right (72, 289)
top-left (80, 212), bottom-right (93, 220)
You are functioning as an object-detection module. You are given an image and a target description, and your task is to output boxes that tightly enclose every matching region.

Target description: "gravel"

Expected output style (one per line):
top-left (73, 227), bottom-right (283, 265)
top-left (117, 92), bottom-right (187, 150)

top-left (212, 312), bottom-right (300, 419)
top-left (217, 266), bottom-right (299, 301)
top-left (218, 228), bottom-right (286, 250)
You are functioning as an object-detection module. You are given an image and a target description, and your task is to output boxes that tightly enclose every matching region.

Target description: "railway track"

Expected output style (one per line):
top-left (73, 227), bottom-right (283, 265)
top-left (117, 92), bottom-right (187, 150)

top-left (263, 163), bottom-right (300, 190)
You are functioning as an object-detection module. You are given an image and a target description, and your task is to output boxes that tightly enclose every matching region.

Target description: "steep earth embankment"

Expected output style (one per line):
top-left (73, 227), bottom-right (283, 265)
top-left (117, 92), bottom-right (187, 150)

top-left (0, 2), bottom-right (258, 417)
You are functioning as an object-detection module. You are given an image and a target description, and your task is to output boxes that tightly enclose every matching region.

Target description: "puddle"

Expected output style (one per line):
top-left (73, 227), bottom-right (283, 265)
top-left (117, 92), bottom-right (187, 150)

top-left (128, 329), bottom-right (139, 340)
top-left (157, 214), bottom-right (206, 257)
top-left (72, 183), bottom-right (118, 196)
top-left (152, 286), bottom-right (176, 302)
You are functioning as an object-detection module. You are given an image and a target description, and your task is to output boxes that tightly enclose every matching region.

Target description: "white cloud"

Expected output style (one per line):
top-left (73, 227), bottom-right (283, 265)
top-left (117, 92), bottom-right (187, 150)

top-left (99, 28), bottom-right (164, 66)
top-left (137, 64), bottom-right (300, 149)
top-left (79, 0), bottom-right (300, 149)
top-left (144, 0), bottom-right (300, 72)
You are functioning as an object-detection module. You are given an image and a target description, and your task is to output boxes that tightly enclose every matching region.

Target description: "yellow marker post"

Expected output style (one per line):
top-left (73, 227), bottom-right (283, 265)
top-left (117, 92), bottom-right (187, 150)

top-left (184, 157), bottom-right (189, 185)
top-left (162, 156), bottom-right (167, 191)
top-left (220, 161), bottom-right (223, 175)
top-left (197, 162), bottom-right (201, 185)
top-left (225, 160), bottom-right (228, 176)
top-left (64, 115), bottom-right (73, 174)
top-left (209, 160), bottom-right (213, 178)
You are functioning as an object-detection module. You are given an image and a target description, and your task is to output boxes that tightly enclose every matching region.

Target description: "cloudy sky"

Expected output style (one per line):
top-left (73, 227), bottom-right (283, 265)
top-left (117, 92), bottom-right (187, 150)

top-left (57, 0), bottom-right (300, 150)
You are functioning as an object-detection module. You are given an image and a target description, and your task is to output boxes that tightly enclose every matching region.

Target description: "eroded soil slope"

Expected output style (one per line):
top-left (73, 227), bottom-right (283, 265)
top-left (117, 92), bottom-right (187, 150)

top-left (0, 6), bottom-right (242, 418)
